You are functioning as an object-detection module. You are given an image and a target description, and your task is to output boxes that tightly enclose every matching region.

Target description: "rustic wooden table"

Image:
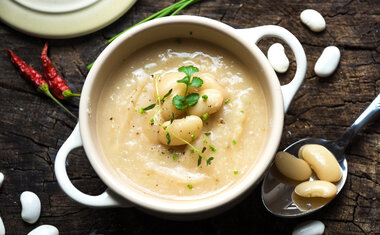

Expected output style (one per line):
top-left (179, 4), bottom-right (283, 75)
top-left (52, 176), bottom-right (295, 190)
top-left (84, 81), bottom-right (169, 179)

top-left (0, 0), bottom-right (379, 234)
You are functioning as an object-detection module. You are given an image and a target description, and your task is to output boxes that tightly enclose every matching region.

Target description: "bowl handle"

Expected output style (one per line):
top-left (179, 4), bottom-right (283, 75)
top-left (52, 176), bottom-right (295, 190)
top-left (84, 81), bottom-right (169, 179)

top-left (237, 26), bottom-right (307, 112)
top-left (55, 123), bottom-right (133, 208)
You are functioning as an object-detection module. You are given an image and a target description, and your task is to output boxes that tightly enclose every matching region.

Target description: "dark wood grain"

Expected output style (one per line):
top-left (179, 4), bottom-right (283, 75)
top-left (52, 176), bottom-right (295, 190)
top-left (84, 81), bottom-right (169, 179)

top-left (0, 0), bottom-right (379, 234)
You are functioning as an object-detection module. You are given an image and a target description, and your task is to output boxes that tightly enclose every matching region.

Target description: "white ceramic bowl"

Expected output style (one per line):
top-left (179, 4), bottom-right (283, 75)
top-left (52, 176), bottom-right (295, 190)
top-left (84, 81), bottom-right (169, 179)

top-left (55, 16), bottom-right (307, 219)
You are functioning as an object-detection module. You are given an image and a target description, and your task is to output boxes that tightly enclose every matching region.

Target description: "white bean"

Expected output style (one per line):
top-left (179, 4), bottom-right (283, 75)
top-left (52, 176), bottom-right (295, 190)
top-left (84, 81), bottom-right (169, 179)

top-left (158, 115), bottom-right (203, 146)
top-left (292, 220), bottom-right (325, 235)
top-left (274, 151), bottom-right (312, 181)
top-left (156, 72), bottom-right (186, 97)
top-left (20, 191), bottom-right (41, 224)
top-left (267, 43), bottom-right (290, 73)
top-left (299, 144), bottom-right (342, 182)
top-left (0, 216), bottom-right (5, 235)
top-left (194, 74), bottom-right (226, 96)
top-left (300, 9), bottom-right (326, 32)
top-left (314, 46), bottom-right (340, 77)
top-left (295, 180), bottom-right (337, 198)
top-left (27, 225), bottom-right (59, 235)
top-left (0, 173), bottom-right (4, 188)
top-left (188, 89), bottom-right (224, 117)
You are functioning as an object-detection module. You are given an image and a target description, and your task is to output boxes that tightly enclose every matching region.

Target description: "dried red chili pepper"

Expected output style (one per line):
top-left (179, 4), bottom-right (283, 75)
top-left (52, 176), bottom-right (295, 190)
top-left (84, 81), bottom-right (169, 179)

top-left (41, 42), bottom-right (80, 99)
top-left (4, 49), bottom-right (76, 118)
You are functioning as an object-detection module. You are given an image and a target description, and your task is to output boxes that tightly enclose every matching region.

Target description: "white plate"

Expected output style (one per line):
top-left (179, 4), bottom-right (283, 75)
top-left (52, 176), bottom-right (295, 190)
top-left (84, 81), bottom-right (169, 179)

top-left (0, 0), bottom-right (137, 39)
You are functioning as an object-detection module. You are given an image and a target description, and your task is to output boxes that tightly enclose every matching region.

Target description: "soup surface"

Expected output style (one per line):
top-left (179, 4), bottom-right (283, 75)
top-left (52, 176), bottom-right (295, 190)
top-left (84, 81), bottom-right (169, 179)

top-left (97, 39), bottom-right (268, 199)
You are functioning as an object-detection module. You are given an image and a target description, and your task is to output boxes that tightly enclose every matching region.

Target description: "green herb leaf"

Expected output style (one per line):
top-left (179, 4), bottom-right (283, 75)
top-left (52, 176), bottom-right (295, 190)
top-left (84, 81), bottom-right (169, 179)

top-left (173, 154), bottom-right (178, 160)
top-left (177, 76), bottom-right (190, 85)
top-left (191, 134), bottom-right (195, 140)
top-left (209, 145), bottom-right (216, 152)
top-left (170, 112), bottom-right (174, 124)
top-left (225, 98), bottom-right (230, 104)
top-left (197, 155), bottom-right (202, 166)
top-left (139, 103), bottom-right (156, 113)
top-left (234, 170), bottom-right (239, 175)
top-left (186, 93), bottom-right (199, 106)
top-left (178, 65), bottom-right (199, 78)
top-left (166, 133), bottom-right (171, 145)
top-left (190, 149), bottom-right (195, 154)
top-left (204, 132), bottom-right (211, 136)
top-left (162, 89), bottom-right (173, 101)
top-left (201, 147), bottom-right (206, 153)
top-left (172, 95), bottom-right (187, 110)
top-left (202, 95), bottom-right (208, 101)
top-left (202, 113), bottom-right (209, 120)
top-left (232, 139), bottom-right (237, 145)
top-left (187, 184), bottom-right (193, 190)
top-left (206, 157), bottom-right (214, 165)
top-left (189, 76), bottom-right (203, 88)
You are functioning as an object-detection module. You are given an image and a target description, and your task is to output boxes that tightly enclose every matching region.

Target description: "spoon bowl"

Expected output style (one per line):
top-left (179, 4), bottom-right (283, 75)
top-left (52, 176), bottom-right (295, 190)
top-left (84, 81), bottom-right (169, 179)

top-left (261, 93), bottom-right (380, 217)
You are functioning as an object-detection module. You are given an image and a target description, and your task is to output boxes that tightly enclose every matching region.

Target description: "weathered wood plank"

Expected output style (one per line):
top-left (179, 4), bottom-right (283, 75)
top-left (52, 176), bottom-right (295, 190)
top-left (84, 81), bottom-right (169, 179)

top-left (0, 0), bottom-right (378, 234)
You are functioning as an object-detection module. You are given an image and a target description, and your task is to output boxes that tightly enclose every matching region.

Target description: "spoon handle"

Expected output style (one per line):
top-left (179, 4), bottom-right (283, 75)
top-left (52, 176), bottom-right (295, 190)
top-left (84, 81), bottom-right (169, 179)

top-left (337, 93), bottom-right (380, 148)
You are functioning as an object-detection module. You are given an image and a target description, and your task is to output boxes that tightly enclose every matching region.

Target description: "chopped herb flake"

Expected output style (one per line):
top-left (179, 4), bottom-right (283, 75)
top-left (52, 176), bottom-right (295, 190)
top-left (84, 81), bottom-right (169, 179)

top-left (201, 147), bottom-right (206, 153)
top-left (209, 145), bottom-right (216, 152)
top-left (166, 133), bottom-right (171, 145)
top-left (197, 155), bottom-right (202, 166)
top-left (202, 113), bottom-right (209, 120)
top-left (225, 98), bottom-right (230, 104)
top-left (170, 112), bottom-right (174, 124)
top-left (206, 157), bottom-right (214, 165)
top-left (187, 184), bottom-right (193, 190)
top-left (150, 118), bottom-right (154, 123)
top-left (203, 139), bottom-right (207, 143)
top-left (202, 94), bottom-right (208, 101)
top-left (191, 134), bottom-right (195, 140)
top-left (204, 132), bottom-right (211, 136)
top-left (173, 154), bottom-right (178, 160)
top-left (190, 149), bottom-right (195, 154)
top-left (232, 139), bottom-right (237, 145)
top-left (234, 170), bottom-right (239, 175)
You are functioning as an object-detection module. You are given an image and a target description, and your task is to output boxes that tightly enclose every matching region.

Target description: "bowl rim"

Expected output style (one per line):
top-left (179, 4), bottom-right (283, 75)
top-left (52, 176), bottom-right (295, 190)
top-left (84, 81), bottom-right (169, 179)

top-left (80, 15), bottom-right (284, 214)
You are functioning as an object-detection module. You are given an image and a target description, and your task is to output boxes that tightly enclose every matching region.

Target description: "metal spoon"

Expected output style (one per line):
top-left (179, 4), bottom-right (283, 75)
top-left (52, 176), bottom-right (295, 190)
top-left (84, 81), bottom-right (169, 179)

top-left (261, 93), bottom-right (380, 217)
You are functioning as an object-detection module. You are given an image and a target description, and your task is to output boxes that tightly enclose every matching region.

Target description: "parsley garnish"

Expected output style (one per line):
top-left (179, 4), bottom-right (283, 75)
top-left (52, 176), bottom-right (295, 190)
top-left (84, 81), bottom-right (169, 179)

top-left (225, 98), bottom-right (230, 104)
top-left (187, 184), bottom-right (193, 190)
top-left (209, 145), bottom-right (216, 152)
top-left (202, 94), bottom-right (208, 101)
top-left (172, 65), bottom-right (203, 111)
top-left (234, 170), bottom-right (238, 175)
top-left (232, 139), bottom-right (237, 145)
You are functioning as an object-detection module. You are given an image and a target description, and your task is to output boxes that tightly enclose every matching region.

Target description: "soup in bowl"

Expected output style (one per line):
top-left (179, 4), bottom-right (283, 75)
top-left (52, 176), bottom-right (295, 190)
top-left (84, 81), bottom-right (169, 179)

top-left (55, 15), bottom-right (306, 219)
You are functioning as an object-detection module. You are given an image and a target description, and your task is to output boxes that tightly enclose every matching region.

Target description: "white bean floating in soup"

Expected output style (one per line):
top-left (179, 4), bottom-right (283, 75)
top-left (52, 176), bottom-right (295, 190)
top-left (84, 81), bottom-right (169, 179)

top-left (299, 144), bottom-right (342, 182)
top-left (267, 43), bottom-right (290, 73)
top-left (0, 172), bottom-right (4, 188)
top-left (292, 220), bottom-right (325, 235)
top-left (195, 74), bottom-right (227, 97)
top-left (188, 89), bottom-right (224, 117)
top-left (158, 115), bottom-right (203, 146)
top-left (157, 72), bottom-right (186, 120)
top-left (20, 191), bottom-right (41, 224)
top-left (274, 151), bottom-right (312, 181)
top-left (0, 216), bottom-right (5, 235)
top-left (314, 46), bottom-right (340, 78)
top-left (295, 180), bottom-right (337, 198)
top-left (27, 225), bottom-right (59, 235)
top-left (300, 9), bottom-right (326, 32)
